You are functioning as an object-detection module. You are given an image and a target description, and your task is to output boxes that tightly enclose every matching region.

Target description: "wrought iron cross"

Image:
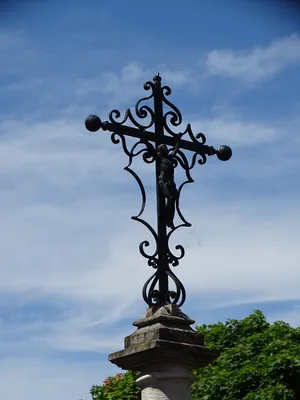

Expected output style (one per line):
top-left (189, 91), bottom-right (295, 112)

top-left (85, 73), bottom-right (232, 308)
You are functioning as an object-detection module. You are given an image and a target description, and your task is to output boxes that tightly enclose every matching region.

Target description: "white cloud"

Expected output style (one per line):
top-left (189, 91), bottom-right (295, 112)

top-left (205, 34), bottom-right (300, 83)
top-left (0, 357), bottom-right (119, 400)
top-left (190, 117), bottom-right (277, 147)
top-left (75, 62), bottom-right (192, 111)
top-left (157, 68), bottom-right (191, 86)
top-left (169, 201), bottom-right (300, 309)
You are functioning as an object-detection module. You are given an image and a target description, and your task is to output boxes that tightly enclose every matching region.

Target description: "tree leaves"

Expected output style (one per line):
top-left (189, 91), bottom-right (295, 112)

top-left (90, 371), bottom-right (140, 400)
top-left (192, 310), bottom-right (300, 400)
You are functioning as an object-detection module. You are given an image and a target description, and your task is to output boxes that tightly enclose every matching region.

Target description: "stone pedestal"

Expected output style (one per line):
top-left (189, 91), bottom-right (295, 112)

top-left (109, 304), bottom-right (219, 400)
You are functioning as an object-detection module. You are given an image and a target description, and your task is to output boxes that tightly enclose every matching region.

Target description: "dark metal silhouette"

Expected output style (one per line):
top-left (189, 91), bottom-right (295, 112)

top-left (85, 73), bottom-right (232, 307)
top-left (157, 138), bottom-right (181, 230)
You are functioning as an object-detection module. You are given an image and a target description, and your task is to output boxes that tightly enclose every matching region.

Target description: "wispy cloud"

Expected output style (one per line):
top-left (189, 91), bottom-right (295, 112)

top-left (0, 357), bottom-right (118, 400)
top-left (205, 34), bottom-right (300, 83)
top-left (173, 201), bottom-right (300, 306)
top-left (191, 117), bottom-right (277, 147)
top-left (74, 62), bottom-right (194, 112)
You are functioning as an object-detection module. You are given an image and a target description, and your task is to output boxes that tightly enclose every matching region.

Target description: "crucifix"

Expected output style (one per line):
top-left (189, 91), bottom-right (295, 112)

top-left (85, 73), bottom-right (232, 307)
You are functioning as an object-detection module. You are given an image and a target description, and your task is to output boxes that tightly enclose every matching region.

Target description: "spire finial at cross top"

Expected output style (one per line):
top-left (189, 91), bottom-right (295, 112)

top-left (153, 72), bottom-right (161, 82)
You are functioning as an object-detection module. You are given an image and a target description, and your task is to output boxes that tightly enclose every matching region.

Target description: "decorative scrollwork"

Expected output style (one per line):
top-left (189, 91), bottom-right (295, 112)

top-left (142, 266), bottom-right (186, 307)
top-left (110, 132), bottom-right (158, 265)
top-left (166, 240), bottom-right (185, 267)
top-left (142, 271), bottom-right (159, 304)
top-left (166, 268), bottom-right (186, 306)
top-left (160, 85), bottom-right (208, 152)
top-left (109, 81), bottom-right (155, 130)
top-left (161, 85), bottom-right (183, 136)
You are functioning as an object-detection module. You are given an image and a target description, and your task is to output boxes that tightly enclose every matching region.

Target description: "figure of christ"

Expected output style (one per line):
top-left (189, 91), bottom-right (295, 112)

top-left (156, 137), bottom-right (181, 229)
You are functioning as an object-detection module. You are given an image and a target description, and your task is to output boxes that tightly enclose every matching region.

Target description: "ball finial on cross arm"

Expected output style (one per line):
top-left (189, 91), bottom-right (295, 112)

top-left (216, 145), bottom-right (232, 161)
top-left (85, 115), bottom-right (102, 132)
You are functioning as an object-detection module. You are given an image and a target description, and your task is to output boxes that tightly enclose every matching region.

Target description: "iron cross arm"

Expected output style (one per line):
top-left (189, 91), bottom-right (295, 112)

top-left (85, 116), bottom-right (231, 160)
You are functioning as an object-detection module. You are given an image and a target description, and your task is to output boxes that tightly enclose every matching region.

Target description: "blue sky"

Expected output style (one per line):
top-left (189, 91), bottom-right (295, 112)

top-left (1, 0), bottom-right (300, 399)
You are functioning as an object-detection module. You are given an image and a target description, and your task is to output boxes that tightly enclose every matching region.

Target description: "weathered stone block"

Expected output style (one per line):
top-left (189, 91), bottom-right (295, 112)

top-left (109, 304), bottom-right (219, 371)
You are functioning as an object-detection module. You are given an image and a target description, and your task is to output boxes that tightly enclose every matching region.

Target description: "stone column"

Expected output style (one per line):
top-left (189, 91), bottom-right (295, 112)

top-left (109, 304), bottom-right (219, 400)
top-left (136, 364), bottom-right (195, 400)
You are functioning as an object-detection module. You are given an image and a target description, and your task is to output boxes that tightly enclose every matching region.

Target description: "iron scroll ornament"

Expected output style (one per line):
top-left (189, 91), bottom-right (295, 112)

top-left (85, 73), bottom-right (232, 307)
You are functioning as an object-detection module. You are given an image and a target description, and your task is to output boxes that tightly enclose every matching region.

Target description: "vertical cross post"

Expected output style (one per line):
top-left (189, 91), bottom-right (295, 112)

top-left (153, 73), bottom-right (169, 304)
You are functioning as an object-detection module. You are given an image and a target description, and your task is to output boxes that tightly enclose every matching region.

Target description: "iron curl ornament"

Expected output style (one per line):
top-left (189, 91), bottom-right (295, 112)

top-left (85, 73), bottom-right (232, 308)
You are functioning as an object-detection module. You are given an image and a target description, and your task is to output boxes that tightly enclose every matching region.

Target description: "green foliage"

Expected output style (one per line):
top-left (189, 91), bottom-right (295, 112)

top-left (91, 310), bottom-right (300, 400)
top-left (90, 371), bottom-right (140, 400)
top-left (192, 310), bottom-right (300, 400)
